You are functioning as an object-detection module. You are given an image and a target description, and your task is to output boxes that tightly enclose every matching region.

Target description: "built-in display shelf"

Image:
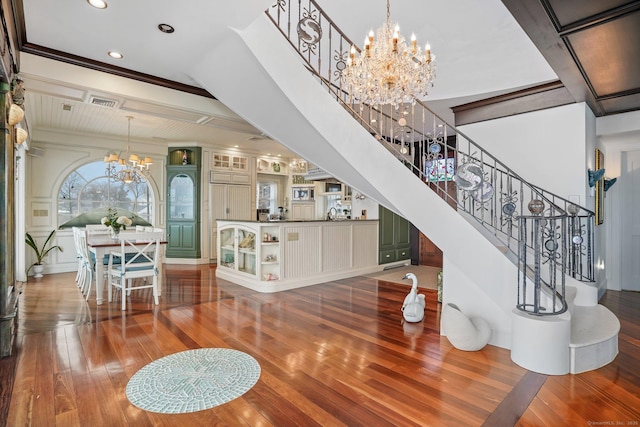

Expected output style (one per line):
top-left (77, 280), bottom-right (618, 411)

top-left (216, 220), bottom-right (380, 292)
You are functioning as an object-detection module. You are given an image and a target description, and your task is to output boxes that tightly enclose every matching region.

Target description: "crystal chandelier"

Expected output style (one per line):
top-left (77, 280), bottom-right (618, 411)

top-left (342, 0), bottom-right (436, 107)
top-left (104, 116), bottom-right (153, 184)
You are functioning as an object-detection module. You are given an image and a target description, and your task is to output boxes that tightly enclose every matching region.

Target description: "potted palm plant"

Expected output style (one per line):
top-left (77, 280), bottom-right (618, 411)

top-left (25, 229), bottom-right (63, 278)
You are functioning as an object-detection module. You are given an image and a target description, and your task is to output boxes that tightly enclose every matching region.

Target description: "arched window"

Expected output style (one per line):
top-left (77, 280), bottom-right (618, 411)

top-left (58, 161), bottom-right (154, 226)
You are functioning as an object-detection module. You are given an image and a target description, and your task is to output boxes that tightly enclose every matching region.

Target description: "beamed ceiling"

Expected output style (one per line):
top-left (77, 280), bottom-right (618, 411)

top-left (455, 0), bottom-right (640, 126)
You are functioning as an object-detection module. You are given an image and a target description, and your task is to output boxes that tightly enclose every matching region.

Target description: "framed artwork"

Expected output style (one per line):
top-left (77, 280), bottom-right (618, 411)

top-left (595, 149), bottom-right (604, 225)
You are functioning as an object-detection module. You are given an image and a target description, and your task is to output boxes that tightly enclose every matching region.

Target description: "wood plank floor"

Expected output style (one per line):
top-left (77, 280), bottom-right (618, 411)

top-left (3, 265), bottom-right (640, 426)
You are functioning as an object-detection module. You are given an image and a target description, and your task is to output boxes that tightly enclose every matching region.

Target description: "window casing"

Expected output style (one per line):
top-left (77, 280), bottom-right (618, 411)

top-left (58, 161), bottom-right (154, 226)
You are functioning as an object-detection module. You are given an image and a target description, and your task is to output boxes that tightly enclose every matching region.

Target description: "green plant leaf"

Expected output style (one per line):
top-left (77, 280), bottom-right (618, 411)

top-left (25, 229), bottom-right (63, 265)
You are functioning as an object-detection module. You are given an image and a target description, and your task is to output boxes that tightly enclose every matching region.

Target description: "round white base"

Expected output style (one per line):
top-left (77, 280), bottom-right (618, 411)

top-left (32, 265), bottom-right (44, 278)
top-left (511, 308), bottom-right (570, 375)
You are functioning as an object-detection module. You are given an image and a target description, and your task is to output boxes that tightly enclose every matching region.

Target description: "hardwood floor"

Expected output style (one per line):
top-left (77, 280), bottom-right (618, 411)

top-left (4, 265), bottom-right (640, 426)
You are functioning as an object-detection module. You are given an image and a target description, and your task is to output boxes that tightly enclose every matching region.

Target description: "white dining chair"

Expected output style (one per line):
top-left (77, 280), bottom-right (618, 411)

top-left (86, 224), bottom-right (110, 235)
top-left (71, 227), bottom-right (86, 287)
top-left (107, 231), bottom-right (163, 311)
top-left (73, 227), bottom-right (93, 298)
top-left (71, 227), bottom-right (82, 287)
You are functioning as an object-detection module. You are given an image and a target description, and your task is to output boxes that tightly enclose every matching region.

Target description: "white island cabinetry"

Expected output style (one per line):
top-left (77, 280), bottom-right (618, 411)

top-left (216, 220), bottom-right (379, 292)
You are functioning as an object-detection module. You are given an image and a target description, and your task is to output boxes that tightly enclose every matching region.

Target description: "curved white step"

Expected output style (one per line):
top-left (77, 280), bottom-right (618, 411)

top-left (511, 308), bottom-right (571, 375)
top-left (570, 304), bottom-right (620, 374)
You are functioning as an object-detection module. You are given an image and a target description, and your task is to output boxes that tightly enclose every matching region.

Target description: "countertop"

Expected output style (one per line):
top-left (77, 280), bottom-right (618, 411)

top-left (216, 219), bottom-right (378, 223)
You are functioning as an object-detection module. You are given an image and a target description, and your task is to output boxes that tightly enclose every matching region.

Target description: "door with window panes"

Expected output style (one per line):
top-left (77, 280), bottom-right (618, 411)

top-left (166, 148), bottom-right (201, 258)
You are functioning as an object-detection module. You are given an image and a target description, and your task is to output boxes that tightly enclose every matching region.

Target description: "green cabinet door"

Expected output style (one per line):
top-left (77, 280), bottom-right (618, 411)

top-left (379, 206), bottom-right (411, 264)
top-left (166, 148), bottom-right (201, 258)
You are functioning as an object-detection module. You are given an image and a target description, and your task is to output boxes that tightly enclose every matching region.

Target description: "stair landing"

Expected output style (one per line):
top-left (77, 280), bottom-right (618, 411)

top-left (570, 304), bottom-right (620, 374)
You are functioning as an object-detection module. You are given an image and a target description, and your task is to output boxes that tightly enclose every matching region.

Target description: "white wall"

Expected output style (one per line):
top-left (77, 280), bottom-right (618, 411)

top-left (459, 103), bottom-right (612, 293)
top-left (597, 110), bottom-right (640, 291)
top-left (460, 105), bottom-right (640, 293)
top-left (459, 103), bottom-right (590, 205)
top-left (24, 132), bottom-right (167, 275)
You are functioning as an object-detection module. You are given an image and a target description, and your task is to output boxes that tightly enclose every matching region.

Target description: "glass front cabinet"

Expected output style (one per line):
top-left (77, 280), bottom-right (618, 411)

top-left (217, 223), bottom-right (280, 283)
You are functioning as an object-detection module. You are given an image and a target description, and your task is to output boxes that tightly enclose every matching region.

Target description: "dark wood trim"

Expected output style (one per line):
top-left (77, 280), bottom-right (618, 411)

top-left (482, 371), bottom-right (548, 426)
top-left (549, 0), bottom-right (640, 36)
top-left (501, 0), bottom-right (640, 117)
top-left (1, 0), bottom-right (21, 76)
top-left (453, 81), bottom-right (565, 112)
top-left (20, 43), bottom-right (215, 98)
top-left (452, 81), bottom-right (576, 126)
top-left (6, 0), bottom-right (213, 98)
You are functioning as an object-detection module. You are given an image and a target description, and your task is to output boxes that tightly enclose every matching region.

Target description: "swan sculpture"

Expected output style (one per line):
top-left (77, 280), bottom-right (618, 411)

top-left (441, 303), bottom-right (492, 351)
top-left (401, 273), bottom-right (426, 322)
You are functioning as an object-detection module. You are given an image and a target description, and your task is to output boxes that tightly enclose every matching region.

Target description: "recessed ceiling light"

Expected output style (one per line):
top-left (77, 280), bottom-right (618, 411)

top-left (108, 51), bottom-right (123, 59)
top-left (158, 23), bottom-right (175, 34)
top-left (233, 145), bottom-right (239, 148)
top-left (87, 0), bottom-right (108, 9)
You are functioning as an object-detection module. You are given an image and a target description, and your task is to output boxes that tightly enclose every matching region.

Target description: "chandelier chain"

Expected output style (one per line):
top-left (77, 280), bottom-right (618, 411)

top-left (386, 0), bottom-right (390, 26)
top-left (104, 115), bottom-right (152, 184)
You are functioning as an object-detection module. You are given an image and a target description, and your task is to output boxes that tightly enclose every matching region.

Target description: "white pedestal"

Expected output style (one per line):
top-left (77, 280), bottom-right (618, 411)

top-left (510, 308), bottom-right (571, 375)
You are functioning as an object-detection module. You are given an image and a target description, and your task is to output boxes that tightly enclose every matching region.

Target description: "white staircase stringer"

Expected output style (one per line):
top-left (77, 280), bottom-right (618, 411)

top-left (188, 7), bottom-right (619, 372)
top-left (188, 18), bottom-right (398, 213)
top-left (189, 14), bottom-right (529, 350)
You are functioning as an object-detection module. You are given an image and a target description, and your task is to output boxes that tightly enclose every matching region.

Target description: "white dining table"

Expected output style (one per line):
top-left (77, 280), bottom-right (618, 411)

top-left (87, 234), bottom-right (165, 305)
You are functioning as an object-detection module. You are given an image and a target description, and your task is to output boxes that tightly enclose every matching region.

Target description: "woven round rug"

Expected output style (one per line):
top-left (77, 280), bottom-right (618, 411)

top-left (126, 348), bottom-right (261, 414)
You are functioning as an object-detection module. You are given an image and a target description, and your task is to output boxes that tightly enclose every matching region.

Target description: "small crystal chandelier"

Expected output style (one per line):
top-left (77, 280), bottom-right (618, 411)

top-left (342, 0), bottom-right (436, 107)
top-left (104, 116), bottom-right (152, 184)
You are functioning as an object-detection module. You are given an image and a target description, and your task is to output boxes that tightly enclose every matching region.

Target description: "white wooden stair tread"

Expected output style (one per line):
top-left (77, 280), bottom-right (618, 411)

top-left (570, 304), bottom-right (620, 347)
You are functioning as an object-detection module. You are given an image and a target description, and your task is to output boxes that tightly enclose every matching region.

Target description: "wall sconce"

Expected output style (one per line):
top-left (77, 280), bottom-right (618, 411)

top-left (588, 168), bottom-right (605, 187)
top-left (8, 104), bottom-right (24, 126)
top-left (604, 177), bottom-right (617, 192)
top-left (16, 127), bottom-right (28, 145)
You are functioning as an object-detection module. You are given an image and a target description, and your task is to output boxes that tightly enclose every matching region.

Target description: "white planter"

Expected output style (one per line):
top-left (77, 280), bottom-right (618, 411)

top-left (32, 264), bottom-right (44, 278)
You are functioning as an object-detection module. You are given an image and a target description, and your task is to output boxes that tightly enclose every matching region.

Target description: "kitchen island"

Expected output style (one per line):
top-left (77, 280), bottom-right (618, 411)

top-left (216, 219), bottom-right (380, 292)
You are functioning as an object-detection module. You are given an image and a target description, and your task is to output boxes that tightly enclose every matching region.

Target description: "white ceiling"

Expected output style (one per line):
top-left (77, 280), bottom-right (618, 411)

top-left (17, 0), bottom-right (558, 156)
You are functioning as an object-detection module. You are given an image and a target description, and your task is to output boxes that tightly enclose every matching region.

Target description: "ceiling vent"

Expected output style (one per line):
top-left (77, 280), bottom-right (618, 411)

top-left (88, 95), bottom-right (120, 108)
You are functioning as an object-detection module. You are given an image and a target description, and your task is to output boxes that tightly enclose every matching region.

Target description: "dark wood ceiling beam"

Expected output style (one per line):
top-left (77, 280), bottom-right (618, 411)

top-left (552, 1), bottom-right (640, 35)
top-left (501, 0), bottom-right (605, 116)
top-left (452, 81), bottom-right (576, 126)
top-left (19, 43), bottom-right (214, 99)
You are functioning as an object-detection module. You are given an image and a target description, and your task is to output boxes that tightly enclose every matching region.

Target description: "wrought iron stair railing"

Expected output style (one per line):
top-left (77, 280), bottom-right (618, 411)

top-left (266, 0), bottom-right (595, 314)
